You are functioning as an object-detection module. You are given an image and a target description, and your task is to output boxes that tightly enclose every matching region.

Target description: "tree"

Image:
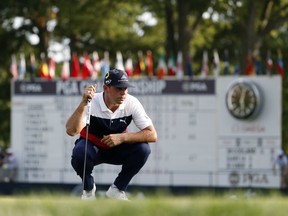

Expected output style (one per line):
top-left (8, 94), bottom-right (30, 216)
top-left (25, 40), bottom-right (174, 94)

top-left (176, 0), bottom-right (212, 74)
top-left (1, 0), bottom-right (288, 150)
top-left (53, 0), bottom-right (166, 62)
top-left (211, 0), bottom-right (288, 73)
top-left (0, 0), bottom-right (165, 147)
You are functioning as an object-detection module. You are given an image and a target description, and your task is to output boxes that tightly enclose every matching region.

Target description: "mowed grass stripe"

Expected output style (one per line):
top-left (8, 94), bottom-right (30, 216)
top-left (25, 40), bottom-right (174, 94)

top-left (0, 193), bottom-right (288, 216)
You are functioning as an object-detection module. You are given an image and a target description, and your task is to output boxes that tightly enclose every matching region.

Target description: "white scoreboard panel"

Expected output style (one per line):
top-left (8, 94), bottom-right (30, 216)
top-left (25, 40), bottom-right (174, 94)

top-left (11, 76), bottom-right (282, 188)
top-left (216, 76), bottom-right (282, 188)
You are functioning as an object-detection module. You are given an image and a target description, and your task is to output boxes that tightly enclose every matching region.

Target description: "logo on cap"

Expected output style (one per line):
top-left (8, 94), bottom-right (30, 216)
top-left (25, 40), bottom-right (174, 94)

top-left (105, 72), bottom-right (112, 85)
top-left (119, 75), bottom-right (128, 82)
top-left (105, 72), bottom-right (110, 79)
top-left (104, 69), bottom-right (133, 88)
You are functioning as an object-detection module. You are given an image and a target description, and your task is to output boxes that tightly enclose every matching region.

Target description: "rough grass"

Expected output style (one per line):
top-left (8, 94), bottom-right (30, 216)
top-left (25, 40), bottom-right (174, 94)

top-left (0, 190), bottom-right (288, 216)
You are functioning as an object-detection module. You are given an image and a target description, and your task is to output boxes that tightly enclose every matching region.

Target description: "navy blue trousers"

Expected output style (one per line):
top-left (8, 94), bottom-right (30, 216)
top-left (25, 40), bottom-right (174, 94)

top-left (71, 138), bottom-right (151, 191)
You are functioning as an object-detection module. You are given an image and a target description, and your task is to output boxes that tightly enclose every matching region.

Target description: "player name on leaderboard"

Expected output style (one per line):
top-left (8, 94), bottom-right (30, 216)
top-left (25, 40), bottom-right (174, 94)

top-left (11, 76), bottom-right (281, 188)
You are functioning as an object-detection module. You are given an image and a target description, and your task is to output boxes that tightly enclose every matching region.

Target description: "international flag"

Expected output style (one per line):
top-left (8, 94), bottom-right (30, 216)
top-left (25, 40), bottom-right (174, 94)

top-left (115, 51), bottom-right (125, 71)
top-left (48, 57), bottom-right (55, 80)
top-left (71, 52), bottom-right (80, 78)
top-left (212, 49), bottom-right (220, 76)
top-left (61, 60), bottom-right (70, 80)
top-left (245, 51), bottom-right (254, 75)
top-left (10, 54), bottom-right (18, 80)
top-left (82, 52), bottom-right (93, 80)
top-left (201, 51), bottom-right (209, 78)
top-left (276, 49), bottom-right (284, 77)
top-left (145, 50), bottom-right (154, 77)
top-left (92, 51), bottom-right (101, 80)
top-left (266, 50), bottom-right (273, 75)
top-left (134, 51), bottom-right (145, 76)
top-left (101, 51), bottom-right (110, 80)
top-left (125, 56), bottom-right (133, 77)
top-left (223, 50), bottom-right (230, 75)
top-left (186, 54), bottom-right (193, 77)
top-left (138, 51), bottom-right (146, 75)
top-left (254, 55), bottom-right (262, 75)
top-left (176, 51), bottom-right (184, 80)
top-left (233, 64), bottom-right (239, 76)
top-left (18, 53), bottom-right (26, 80)
top-left (29, 53), bottom-right (36, 81)
top-left (233, 50), bottom-right (240, 76)
top-left (39, 53), bottom-right (49, 79)
top-left (253, 49), bottom-right (262, 75)
top-left (167, 54), bottom-right (176, 76)
top-left (156, 54), bottom-right (167, 80)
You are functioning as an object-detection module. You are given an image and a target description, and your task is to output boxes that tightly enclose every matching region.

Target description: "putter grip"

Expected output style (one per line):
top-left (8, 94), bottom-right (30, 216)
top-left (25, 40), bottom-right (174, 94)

top-left (86, 100), bottom-right (91, 125)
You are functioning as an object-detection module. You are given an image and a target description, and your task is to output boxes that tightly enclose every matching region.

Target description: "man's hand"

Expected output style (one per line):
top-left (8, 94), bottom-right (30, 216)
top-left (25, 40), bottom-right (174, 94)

top-left (83, 84), bottom-right (96, 103)
top-left (101, 134), bottom-right (124, 148)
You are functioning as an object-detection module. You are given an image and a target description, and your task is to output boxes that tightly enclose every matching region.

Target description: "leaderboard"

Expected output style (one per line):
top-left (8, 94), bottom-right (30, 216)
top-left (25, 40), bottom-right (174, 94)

top-left (11, 77), bottom-right (281, 188)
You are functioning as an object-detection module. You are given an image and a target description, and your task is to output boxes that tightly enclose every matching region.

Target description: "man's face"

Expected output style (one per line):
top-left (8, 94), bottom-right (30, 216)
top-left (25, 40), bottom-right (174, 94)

top-left (105, 85), bottom-right (128, 105)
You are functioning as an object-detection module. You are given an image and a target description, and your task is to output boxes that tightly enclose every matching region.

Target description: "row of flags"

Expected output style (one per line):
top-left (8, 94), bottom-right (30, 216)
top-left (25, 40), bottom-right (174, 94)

top-left (245, 49), bottom-right (284, 77)
top-left (9, 49), bottom-right (284, 81)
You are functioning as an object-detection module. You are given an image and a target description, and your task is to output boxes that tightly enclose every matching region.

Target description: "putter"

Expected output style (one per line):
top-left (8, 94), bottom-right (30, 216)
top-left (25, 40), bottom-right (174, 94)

top-left (82, 99), bottom-right (92, 193)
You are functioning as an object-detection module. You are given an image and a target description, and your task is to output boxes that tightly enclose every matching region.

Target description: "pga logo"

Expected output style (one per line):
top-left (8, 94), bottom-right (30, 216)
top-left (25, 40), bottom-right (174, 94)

top-left (229, 171), bottom-right (268, 186)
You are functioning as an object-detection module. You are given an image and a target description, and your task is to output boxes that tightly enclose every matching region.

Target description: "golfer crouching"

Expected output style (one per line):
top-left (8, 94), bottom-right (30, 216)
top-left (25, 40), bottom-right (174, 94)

top-left (66, 69), bottom-right (157, 200)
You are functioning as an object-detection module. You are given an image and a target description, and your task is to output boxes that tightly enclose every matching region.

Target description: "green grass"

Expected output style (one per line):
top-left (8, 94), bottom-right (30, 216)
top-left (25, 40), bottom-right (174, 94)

top-left (0, 191), bottom-right (288, 216)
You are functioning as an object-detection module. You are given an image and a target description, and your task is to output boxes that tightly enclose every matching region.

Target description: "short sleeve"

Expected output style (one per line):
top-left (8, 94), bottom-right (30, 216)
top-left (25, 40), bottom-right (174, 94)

top-left (130, 96), bottom-right (152, 130)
